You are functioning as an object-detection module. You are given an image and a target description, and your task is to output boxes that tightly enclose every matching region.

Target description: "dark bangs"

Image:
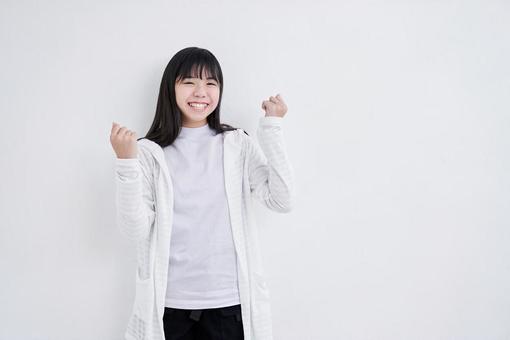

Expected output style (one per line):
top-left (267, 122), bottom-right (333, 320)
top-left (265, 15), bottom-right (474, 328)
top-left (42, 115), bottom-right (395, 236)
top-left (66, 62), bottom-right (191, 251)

top-left (175, 50), bottom-right (223, 88)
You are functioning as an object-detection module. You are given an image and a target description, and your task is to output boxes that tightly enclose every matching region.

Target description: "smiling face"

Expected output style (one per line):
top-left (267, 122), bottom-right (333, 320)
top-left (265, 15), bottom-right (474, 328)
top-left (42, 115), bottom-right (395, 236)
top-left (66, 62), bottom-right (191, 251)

top-left (175, 68), bottom-right (220, 128)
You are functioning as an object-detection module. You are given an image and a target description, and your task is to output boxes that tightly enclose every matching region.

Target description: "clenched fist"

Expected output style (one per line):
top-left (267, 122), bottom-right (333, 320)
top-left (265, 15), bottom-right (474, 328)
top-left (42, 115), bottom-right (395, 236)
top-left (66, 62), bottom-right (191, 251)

top-left (261, 93), bottom-right (288, 118)
top-left (110, 122), bottom-right (138, 159)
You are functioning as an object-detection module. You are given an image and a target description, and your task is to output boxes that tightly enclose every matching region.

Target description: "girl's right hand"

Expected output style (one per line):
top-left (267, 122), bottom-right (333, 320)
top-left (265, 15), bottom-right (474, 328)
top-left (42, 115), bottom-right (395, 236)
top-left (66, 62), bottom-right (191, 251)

top-left (110, 122), bottom-right (138, 159)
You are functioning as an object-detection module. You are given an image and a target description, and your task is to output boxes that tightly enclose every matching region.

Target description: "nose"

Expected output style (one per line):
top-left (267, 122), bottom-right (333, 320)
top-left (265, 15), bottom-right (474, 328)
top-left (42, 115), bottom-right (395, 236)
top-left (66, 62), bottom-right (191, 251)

top-left (193, 83), bottom-right (207, 97)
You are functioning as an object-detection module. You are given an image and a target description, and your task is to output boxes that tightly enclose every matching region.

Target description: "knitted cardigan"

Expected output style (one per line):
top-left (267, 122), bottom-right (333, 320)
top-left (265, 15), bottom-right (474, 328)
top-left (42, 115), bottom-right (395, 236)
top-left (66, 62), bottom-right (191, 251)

top-left (115, 116), bottom-right (295, 340)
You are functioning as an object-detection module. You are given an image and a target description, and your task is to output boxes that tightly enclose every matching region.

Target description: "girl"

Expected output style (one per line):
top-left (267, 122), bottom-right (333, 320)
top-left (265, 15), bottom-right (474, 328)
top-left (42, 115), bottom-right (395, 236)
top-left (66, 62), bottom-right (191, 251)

top-left (110, 47), bottom-right (294, 340)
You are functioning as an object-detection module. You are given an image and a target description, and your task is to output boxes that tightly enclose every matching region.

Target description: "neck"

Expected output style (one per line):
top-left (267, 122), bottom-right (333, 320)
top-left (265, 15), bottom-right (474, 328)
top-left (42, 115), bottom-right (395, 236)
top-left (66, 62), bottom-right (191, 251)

top-left (179, 122), bottom-right (214, 138)
top-left (182, 119), bottom-right (208, 128)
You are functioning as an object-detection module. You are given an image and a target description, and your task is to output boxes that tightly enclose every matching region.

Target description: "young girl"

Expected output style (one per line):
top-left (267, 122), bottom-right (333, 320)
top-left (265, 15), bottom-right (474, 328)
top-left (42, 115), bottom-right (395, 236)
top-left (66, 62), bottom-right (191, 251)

top-left (110, 47), bottom-right (294, 340)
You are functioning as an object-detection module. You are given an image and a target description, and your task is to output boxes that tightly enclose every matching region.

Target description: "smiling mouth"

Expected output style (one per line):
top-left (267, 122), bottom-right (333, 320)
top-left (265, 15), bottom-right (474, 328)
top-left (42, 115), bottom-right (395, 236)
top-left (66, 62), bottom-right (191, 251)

top-left (188, 103), bottom-right (209, 111)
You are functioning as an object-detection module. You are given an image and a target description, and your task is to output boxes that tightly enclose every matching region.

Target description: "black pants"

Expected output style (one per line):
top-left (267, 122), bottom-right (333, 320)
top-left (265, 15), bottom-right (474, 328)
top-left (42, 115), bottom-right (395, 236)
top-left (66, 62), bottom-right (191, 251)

top-left (163, 304), bottom-right (244, 340)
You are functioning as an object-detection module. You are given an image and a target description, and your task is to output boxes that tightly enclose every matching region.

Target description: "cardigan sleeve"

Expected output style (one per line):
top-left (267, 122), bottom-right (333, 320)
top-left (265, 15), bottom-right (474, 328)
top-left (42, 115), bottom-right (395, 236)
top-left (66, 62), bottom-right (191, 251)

top-left (114, 146), bottom-right (156, 242)
top-left (246, 116), bottom-right (295, 213)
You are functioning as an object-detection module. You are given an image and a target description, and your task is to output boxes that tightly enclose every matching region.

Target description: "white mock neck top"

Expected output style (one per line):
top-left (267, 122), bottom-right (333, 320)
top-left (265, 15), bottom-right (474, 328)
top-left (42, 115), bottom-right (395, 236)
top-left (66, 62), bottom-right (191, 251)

top-left (162, 123), bottom-right (240, 309)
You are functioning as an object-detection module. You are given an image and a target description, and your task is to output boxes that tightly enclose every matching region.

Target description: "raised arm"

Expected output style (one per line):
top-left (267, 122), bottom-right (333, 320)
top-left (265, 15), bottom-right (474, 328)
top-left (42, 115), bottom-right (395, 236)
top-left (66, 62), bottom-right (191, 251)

top-left (110, 122), bottom-right (155, 242)
top-left (246, 115), bottom-right (295, 213)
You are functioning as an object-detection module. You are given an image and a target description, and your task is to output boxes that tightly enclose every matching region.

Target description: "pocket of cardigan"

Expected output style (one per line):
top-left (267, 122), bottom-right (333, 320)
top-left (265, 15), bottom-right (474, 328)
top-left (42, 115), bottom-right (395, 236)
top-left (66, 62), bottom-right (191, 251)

top-left (251, 272), bottom-right (273, 333)
top-left (133, 272), bottom-right (154, 321)
top-left (252, 271), bottom-right (270, 302)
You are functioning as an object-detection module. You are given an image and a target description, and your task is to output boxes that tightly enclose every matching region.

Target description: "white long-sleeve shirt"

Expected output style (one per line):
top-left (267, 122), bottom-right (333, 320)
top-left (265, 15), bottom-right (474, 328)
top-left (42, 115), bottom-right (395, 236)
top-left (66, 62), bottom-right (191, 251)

top-left (163, 123), bottom-right (240, 309)
top-left (115, 116), bottom-right (295, 340)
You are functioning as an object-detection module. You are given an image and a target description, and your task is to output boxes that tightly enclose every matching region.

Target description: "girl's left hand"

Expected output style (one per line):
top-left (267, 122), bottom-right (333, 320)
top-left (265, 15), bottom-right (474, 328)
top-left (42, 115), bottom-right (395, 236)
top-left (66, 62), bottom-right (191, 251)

top-left (261, 94), bottom-right (287, 118)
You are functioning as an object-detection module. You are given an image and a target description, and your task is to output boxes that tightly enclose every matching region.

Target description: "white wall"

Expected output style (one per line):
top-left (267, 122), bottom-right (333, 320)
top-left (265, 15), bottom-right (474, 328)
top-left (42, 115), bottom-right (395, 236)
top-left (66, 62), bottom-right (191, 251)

top-left (1, 0), bottom-right (509, 339)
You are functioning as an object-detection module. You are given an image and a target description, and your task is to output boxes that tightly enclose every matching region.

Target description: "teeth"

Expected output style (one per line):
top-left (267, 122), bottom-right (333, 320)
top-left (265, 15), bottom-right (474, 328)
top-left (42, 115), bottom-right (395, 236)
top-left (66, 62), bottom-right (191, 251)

top-left (189, 103), bottom-right (208, 108)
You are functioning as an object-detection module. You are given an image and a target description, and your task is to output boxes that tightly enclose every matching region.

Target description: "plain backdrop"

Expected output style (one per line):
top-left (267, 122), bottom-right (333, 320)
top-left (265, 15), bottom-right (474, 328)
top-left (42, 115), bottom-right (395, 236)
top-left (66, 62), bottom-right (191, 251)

top-left (1, 0), bottom-right (509, 339)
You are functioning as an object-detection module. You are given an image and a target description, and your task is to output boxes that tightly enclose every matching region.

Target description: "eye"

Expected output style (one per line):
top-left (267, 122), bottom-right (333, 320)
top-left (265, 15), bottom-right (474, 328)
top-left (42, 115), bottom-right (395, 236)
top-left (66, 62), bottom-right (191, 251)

top-left (208, 83), bottom-right (217, 86)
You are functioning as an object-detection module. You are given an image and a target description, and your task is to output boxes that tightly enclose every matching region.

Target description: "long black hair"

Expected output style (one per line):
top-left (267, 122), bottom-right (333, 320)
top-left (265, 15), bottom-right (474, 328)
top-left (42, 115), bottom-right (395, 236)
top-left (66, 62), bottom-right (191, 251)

top-left (138, 47), bottom-right (247, 148)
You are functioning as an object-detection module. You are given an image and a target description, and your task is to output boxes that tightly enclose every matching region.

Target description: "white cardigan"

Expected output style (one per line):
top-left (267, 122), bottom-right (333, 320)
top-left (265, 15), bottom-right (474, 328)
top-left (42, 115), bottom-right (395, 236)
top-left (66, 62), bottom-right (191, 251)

top-left (115, 116), bottom-right (295, 340)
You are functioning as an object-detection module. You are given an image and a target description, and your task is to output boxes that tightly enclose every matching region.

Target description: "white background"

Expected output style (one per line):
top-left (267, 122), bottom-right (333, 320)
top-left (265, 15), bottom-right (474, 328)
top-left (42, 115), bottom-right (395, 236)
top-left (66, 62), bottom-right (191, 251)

top-left (1, 0), bottom-right (509, 339)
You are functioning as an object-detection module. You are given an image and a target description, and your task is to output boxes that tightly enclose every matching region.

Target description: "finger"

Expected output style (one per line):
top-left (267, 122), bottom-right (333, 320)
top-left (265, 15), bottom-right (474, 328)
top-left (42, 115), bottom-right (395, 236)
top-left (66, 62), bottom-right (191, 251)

top-left (276, 94), bottom-right (283, 101)
top-left (262, 101), bottom-right (273, 111)
top-left (269, 96), bottom-right (278, 104)
top-left (117, 127), bottom-right (128, 136)
top-left (111, 122), bottom-right (121, 135)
